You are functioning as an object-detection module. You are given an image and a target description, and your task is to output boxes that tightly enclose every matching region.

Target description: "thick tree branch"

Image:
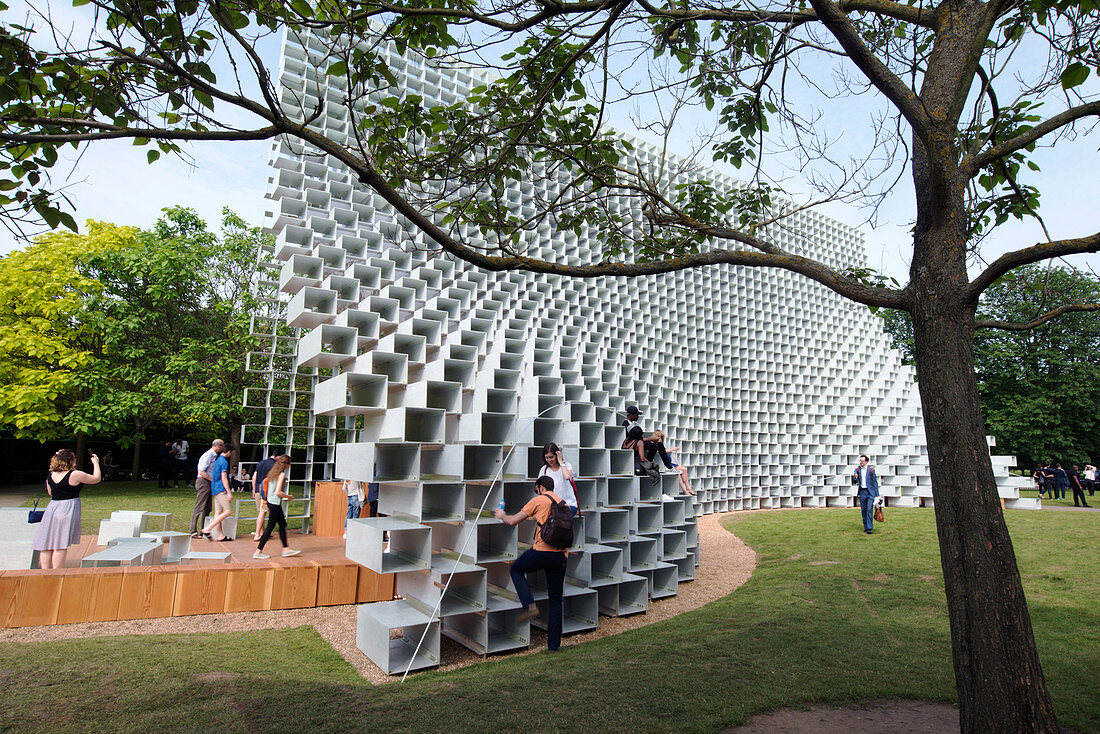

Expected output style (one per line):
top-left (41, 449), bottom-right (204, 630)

top-left (967, 101), bottom-right (1100, 176)
top-left (288, 125), bottom-right (907, 310)
top-left (806, 0), bottom-right (931, 144)
top-left (968, 231), bottom-right (1100, 300)
top-left (976, 303), bottom-right (1100, 331)
top-left (0, 121), bottom-right (282, 144)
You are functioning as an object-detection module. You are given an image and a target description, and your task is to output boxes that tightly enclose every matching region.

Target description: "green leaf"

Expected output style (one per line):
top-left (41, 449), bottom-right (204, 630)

top-left (1060, 62), bottom-right (1089, 90)
top-left (147, 149), bottom-right (161, 164)
top-left (193, 89), bottom-right (214, 109)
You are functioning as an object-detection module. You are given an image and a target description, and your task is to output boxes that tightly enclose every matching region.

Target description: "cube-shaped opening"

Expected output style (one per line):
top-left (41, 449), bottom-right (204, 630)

top-left (570, 402), bottom-right (594, 422)
top-left (480, 413), bottom-right (514, 445)
top-left (532, 419), bottom-right (562, 446)
top-left (419, 445), bottom-right (462, 481)
top-left (661, 528), bottom-right (687, 561)
top-left (346, 374), bottom-right (386, 410)
top-left (578, 422), bottom-right (604, 448)
top-left (606, 477), bottom-right (638, 506)
top-left (662, 498), bottom-right (686, 527)
top-left (424, 381), bottom-right (461, 412)
top-left (466, 483), bottom-right (504, 519)
top-left (629, 536), bottom-right (659, 571)
top-left (609, 449), bottom-right (634, 477)
top-left (589, 546), bottom-right (623, 587)
top-left (375, 444), bottom-right (420, 482)
top-left (638, 477), bottom-right (662, 502)
top-left (464, 445), bottom-right (502, 481)
top-left (583, 509), bottom-right (601, 544)
top-left (371, 351), bottom-right (408, 382)
top-left (651, 563), bottom-right (678, 599)
top-left (599, 509), bottom-right (629, 543)
top-left (571, 479), bottom-right (597, 512)
top-left (636, 503), bottom-right (663, 535)
top-left (443, 359), bottom-right (476, 387)
top-left (578, 448), bottom-right (608, 477)
top-left (403, 408), bottom-right (444, 443)
top-left (483, 388), bottom-right (516, 414)
top-left (420, 482), bottom-right (465, 522)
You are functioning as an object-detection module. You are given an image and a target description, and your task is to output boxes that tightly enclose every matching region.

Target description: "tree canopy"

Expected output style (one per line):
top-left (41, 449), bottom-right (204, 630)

top-left (0, 207), bottom-right (265, 471)
top-left (882, 264), bottom-right (1100, 467)
top-left (3, 0), bottom-right (1099, 730)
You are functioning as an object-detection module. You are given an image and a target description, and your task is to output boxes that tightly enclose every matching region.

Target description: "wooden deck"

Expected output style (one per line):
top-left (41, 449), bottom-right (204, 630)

top-left (0, 533), bottom-right (394, 628)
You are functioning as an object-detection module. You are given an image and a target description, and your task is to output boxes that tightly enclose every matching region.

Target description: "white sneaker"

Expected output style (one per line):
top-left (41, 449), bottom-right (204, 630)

top-left (281, 549), bottom-right (301, 557)
top-left (253, 551), bottom-right (269, 559)
top-left (662, 493), bottom-right (675, 501)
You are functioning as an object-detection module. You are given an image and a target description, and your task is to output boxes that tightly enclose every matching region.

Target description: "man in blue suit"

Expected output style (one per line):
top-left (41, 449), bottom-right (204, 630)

top-left (852, 454), bottom-right (879, 534)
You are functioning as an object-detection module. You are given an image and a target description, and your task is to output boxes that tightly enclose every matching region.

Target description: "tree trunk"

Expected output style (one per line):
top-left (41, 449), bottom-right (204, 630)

top-left (74, 433), bottom-right (87, 472)
top-left (910, 244), bottom-right (1059, 732)
top-left (131, 418), bottom-right (143, 481)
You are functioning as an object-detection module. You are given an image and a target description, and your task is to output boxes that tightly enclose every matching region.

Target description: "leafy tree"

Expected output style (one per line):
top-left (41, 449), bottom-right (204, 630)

top-left (70, 207), bottom-right (263, 475)
top-left (974, 265), bottom-right (1100, 469)
top-left (0, 208), bottom-right (264, 473)
top-left (0, 223), bottom-right (126, 443)
top-left (4, 0), bottom-right (1100, 729)
top-left (880, 264), bottom-right (1100, 468)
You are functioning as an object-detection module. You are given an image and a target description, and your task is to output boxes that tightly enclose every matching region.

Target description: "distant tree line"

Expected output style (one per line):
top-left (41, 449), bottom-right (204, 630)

top-left (0, 207), bottom-right (267, 478)
top-left (880, 263), bottom-right (1100, 469)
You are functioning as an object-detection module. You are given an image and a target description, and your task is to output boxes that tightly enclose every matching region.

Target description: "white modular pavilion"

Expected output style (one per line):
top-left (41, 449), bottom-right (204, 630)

top-left (243, 29), bottom-right (1035, 672)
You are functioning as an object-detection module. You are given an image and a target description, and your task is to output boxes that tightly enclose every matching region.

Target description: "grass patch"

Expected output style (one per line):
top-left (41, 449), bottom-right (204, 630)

top-left (16, 480), bottom-right (306, 534)
top-left (1, 509), bottom-right (1096, 733)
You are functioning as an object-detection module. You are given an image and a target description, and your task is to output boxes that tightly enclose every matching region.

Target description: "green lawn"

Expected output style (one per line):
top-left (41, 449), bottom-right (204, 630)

top-left (1, 508), bottom-right (1097, 733)
top-left (15, 480), bottom-right (306, 534)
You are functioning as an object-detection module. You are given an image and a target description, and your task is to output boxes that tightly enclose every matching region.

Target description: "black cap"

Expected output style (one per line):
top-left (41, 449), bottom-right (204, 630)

top-left (626, 406), bottom-right (641, 416)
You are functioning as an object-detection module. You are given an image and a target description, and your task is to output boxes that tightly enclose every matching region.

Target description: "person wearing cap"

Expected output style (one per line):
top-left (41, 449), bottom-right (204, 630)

top-left (622, 405), bottom-right (643, 438)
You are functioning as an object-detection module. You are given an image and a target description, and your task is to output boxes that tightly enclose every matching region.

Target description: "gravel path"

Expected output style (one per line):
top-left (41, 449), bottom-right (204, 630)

top-left (0, 512), bottom-right (754, 684)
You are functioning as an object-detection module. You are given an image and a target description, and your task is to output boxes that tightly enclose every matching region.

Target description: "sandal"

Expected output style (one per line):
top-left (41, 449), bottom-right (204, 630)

top-left (218, 536), bottom-right (234, 542)
top-left (190, 532), bottom-right (203, 539)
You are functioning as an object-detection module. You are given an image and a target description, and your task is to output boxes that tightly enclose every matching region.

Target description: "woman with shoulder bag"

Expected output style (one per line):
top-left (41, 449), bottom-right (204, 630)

top-left (33, 449), bottom-right (101, 569)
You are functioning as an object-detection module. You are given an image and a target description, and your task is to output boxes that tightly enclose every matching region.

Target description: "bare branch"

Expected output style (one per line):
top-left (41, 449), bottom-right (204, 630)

top-left (968, 231), bottom-right (1100, 300)
top-left (806, 0), bottom-right (931, 144)
top-left (976, 303), bottom-right (1100, 330)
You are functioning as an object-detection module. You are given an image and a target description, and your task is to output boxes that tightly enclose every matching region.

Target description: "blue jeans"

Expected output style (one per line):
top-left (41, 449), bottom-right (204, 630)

top-left (858, 490), bottom-right (875, 531)
top-left (510, 548), bottom-right (567, 650)
top-left (345, 494), bottom-right (362, 530)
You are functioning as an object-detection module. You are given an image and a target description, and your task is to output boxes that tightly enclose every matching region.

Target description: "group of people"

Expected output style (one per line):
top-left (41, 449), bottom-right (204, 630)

top-left (488, 408), bottom-right (695, 652)
top-left (1032, 462), bottom-right (1093, 507)
top-left (621, 406), bottom-right (694, 496)
top-left (156, 438), bottom-right (192, 488)
top-left (189, 441), bottom-right (301, 558)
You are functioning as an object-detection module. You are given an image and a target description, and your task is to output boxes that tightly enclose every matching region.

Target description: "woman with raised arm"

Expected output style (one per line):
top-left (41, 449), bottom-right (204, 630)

top-left (537, 442), bottom-right (579, 516)
top-left (33, 449), bottom-right (101, 569)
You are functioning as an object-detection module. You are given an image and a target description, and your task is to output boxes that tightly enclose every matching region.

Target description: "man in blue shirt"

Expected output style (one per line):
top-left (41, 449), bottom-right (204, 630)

top-left (205, 444), bottom-right (235, 541)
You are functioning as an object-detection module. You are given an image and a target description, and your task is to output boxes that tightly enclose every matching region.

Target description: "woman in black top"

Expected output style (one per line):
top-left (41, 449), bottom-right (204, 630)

top-left (33, 449), bottom-right (101, 569)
